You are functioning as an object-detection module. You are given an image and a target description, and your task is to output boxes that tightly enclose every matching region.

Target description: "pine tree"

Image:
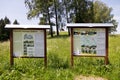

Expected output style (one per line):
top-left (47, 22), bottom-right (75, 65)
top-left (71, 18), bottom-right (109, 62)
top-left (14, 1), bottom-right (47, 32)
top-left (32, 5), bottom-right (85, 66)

top-left (13, 19), bottom-right (19, 24)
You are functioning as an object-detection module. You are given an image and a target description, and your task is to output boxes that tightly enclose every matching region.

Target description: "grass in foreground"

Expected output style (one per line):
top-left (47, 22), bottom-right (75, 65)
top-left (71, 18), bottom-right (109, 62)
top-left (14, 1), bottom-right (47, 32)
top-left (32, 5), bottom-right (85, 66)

top-left (0, 32), bottom-right (120, 80)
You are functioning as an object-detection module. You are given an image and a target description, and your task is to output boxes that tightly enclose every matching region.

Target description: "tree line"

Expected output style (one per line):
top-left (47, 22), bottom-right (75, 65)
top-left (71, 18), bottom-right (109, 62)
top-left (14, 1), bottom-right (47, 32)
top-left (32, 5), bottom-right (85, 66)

top-left (25, 0), bottom-right (118, 37)
top-left (0, 17), bottom-right (19, 41)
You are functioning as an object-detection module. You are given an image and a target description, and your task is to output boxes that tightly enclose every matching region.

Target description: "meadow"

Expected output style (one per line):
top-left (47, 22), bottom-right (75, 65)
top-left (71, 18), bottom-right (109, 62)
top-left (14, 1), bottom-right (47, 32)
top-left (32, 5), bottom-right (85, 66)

top-left (0, 32), bottom-right (120, 80)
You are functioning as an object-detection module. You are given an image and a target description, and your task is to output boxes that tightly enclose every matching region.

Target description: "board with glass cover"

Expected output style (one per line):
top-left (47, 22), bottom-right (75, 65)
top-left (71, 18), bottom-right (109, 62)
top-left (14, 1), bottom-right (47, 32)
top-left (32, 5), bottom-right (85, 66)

top-left (73, 28), bottom-right (106, 56)
top-left (13, 29), bottom-right (45, 57)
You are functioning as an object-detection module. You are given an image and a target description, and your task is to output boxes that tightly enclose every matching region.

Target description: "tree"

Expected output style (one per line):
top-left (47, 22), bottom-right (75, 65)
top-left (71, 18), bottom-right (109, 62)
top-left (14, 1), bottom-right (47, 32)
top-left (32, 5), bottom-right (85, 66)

top-left (68, 0), bottom-right (94, 23)
top-left (0, 19), bottom-right (5, 40)
top-left (25, 0), bottom-right (117, 35)
top-left (109, 19), bottom-right (118, 33)
top-left (94, 0), bottom-right (112, 23)
top-left (13, 19), bottom-right (19, 24)
top-left (0, 17), bottom-right (11, 41)
top-left (61, 0), bottom-right (94, 35)
top-left (62, 0), bottom-right (73, 35)
top-left (25, 0), bottom-right (54, 37)
top-left (54, 0), bottom-right (59, 36)
top-left (39, 16), bottom-right (47, 25)
top-left (65, 0), bottom-right (117, 33)
top-left (93, 0), bottom-right (118, 33)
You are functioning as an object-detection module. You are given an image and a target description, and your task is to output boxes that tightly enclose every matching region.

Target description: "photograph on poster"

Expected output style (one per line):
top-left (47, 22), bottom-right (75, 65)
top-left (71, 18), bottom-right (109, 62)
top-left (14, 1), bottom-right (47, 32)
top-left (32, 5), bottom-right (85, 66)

top-left (73, 28), bottom-right (106, 56)
top-left (23, 34), bottom-right (34, 56)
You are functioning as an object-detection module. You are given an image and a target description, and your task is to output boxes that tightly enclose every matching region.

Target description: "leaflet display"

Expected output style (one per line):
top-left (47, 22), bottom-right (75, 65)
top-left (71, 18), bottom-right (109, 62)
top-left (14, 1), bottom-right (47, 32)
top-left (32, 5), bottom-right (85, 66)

top-left (73, 28), bottom-right (106, 56)
top-left (13, 30), bottom-right (44, 57)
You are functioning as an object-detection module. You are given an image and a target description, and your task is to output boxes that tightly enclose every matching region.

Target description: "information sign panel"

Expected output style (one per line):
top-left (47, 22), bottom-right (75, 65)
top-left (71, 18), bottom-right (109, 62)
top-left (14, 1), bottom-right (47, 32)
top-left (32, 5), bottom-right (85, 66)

top-left (5, 24), bottom-right (50, 66)
top-left (13, 29), bottom-right (45, 57)
top-left (67, 23), bottom-right (113, 66)
top-left (73, 28), bottom-right (106, 56)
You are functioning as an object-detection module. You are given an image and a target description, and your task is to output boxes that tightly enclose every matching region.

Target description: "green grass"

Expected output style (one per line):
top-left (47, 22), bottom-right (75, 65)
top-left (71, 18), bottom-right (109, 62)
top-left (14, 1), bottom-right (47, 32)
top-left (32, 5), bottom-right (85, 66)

top-left (0, 32), bottom-right (120, 80)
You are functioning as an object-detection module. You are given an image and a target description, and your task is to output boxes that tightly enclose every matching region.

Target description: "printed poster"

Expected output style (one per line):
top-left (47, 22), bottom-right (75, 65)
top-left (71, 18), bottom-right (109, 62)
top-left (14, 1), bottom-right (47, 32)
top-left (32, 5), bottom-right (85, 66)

top-left (13, 30), bottom-right (44, 57)
top-left (73, 28), bottom-right (106, 56)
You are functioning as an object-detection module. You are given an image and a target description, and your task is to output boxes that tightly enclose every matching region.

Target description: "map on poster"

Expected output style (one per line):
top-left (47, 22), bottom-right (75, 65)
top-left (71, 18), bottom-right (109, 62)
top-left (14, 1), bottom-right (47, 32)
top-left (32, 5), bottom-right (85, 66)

top-left (73, 28), bottom-right (106, 56)
top-left (13, 30), bottom-right (44, 57)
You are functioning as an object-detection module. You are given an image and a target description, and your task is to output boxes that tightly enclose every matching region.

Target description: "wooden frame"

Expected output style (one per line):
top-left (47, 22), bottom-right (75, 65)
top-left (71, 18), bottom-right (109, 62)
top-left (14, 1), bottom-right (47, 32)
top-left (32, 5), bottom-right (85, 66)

top-left (70, 27), bottom-right (109, 66)
top-left (67, 23), bottom-right (113, 66)
top-left (6, 25), bottom-right (50, 67)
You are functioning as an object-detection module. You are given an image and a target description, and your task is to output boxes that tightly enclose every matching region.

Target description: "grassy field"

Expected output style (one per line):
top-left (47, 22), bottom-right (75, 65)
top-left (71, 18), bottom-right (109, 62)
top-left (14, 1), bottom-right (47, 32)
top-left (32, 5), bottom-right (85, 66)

top-left (0, 32), bottom-right (120, 80)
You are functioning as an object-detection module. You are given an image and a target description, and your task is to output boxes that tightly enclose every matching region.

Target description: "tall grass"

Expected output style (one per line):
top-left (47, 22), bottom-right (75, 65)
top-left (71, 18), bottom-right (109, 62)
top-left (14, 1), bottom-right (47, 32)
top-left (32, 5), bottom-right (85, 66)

top-left (0, 33), bottom-right (120, 80)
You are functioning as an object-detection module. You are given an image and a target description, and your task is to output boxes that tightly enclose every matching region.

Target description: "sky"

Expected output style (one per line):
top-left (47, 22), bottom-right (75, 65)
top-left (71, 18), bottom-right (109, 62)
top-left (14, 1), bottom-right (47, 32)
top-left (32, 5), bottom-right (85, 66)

top-left (101, 0), bottom-right (120, 34)
top-left (0, 0), bottom-right (39, 24)
top-left (0, 0), bottom-right (120, 33)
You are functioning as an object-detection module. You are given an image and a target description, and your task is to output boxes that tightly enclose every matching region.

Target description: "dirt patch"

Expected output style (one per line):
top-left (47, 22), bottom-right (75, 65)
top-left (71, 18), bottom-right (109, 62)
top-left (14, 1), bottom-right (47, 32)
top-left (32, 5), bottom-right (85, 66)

top-left (75, 75), bottom-right (108, 80)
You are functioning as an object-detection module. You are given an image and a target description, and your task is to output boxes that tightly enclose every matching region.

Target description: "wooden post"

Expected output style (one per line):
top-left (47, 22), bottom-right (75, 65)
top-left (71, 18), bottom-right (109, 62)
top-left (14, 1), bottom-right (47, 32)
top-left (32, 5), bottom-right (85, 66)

top-left (105, 28), bottom-right (109, 64)
top-left (10, 29), bottom-right (14, 65)
top-left (44, 29), bottom-right (47, 67)
top-left (71, 28), bottom-right (74, 66)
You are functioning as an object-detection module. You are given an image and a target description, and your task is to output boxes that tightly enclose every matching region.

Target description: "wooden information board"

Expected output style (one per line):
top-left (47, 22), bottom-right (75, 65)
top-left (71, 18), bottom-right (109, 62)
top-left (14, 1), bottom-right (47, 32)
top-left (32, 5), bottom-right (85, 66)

top-left (5, 25), bottom-right (50, 67)
top-left (67, 23), bottom-right (113, 66)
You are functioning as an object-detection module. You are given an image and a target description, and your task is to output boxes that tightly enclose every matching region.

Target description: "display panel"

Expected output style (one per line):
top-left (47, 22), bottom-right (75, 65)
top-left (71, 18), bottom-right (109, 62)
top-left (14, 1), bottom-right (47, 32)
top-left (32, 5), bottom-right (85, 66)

top-left (13, 29), bottom-right (44, 57)
top-left (73, 28), bottom-right (106, 56)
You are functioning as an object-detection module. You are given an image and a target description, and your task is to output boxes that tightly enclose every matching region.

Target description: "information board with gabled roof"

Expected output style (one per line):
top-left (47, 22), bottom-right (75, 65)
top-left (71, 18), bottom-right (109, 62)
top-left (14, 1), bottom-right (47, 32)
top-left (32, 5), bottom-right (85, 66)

top-left (5, 24), bottom-right (50, 67)
top-left (67, 23), bottom-right (113, 66)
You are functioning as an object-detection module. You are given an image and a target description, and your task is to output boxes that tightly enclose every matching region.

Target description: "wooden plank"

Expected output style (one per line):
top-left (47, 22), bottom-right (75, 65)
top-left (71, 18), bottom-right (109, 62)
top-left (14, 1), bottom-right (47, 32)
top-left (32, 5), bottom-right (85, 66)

top-left (71, 28), bottom-right (74, 66)
top-left (10, 29), bottom-right (14, 65)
